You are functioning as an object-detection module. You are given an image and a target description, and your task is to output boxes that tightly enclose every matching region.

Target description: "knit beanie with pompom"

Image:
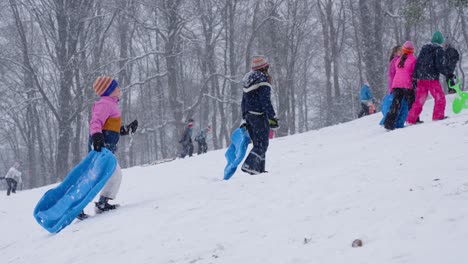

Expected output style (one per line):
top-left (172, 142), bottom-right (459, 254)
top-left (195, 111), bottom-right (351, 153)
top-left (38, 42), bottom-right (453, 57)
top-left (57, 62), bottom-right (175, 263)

top-left (402, 41), bottom-right (414, 54)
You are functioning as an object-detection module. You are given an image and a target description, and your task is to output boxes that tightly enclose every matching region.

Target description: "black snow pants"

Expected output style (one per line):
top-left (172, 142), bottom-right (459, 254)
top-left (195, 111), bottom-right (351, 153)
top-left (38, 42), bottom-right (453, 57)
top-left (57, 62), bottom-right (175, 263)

top-left (358, 103), bottom-right (370, 118)
top-left (6, 178), bottom-right (17, 196)
top-left (384, 88), bottom-right (413, 130)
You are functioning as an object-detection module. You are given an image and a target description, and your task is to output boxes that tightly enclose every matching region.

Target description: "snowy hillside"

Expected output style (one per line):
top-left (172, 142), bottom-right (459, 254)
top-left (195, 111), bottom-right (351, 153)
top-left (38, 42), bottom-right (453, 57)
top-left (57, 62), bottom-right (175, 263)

top-left (2, 95), bottom-right (468, 264)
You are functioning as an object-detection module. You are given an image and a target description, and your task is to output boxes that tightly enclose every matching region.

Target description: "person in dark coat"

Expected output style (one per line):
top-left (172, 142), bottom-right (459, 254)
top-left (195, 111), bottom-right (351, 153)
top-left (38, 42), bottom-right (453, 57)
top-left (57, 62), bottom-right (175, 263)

top-left (407, 31), bottom-right (448, 124)
top-left (179, 119), bottom-right (194, 158)
top-left (195, 126), bottom-right (211, 155)
top-left (240, 56), bottom-right (278, 175)
top-left (443, 36), bottom-right (460, 94)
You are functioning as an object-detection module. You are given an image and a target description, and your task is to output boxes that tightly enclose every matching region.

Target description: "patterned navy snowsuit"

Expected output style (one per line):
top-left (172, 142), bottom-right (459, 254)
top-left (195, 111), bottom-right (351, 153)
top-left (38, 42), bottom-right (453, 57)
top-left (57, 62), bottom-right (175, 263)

top-left (241, 71), bottom-right (276, 174)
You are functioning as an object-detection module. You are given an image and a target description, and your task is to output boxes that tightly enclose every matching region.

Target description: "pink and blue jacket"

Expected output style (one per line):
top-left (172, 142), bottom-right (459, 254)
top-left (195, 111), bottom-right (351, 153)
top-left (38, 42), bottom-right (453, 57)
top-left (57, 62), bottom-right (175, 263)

top-left (89, 96), bottom-right (122, 153)
top-left (391, 54), bottom-right (417, 91)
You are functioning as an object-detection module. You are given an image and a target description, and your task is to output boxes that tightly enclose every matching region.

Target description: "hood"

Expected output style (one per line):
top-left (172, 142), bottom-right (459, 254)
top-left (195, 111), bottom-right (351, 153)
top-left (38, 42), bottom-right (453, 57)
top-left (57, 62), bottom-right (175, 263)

top-left (242, 71), bottom-right (269, 88)
top-left (423, 43), bottom-right (443, 53)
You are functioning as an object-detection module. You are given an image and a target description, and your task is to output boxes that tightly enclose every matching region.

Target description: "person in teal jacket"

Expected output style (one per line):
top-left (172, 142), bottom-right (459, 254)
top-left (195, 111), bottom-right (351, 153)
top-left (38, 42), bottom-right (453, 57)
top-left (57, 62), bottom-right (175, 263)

top-left (358, 82), bottom-right (374, 118)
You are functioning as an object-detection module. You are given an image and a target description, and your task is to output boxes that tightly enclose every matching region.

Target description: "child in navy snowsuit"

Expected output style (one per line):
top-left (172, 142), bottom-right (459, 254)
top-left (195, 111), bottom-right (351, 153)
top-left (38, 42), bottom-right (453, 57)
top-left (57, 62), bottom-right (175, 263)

top-left (240, 56), bottom-right (278, 175)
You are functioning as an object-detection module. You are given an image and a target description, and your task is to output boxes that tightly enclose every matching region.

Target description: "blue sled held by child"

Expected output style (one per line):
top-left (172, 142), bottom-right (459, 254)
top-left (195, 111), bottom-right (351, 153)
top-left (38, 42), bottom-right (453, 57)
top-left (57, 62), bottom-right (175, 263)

top-left (33, 148), bottom-right (117, 233)
top-left (224, 127), bottom-right (250, 180)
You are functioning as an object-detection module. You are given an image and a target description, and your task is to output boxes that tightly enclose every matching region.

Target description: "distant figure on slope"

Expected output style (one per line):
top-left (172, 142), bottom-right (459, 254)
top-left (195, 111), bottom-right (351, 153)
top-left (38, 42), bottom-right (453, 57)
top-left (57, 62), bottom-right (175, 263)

top-left (195, 125), bottom-right (211, 155)
top-left (358, 82), bottom-right (374, 118)
top-left (77, 76), bottom-right (138, 220)
top-left (240, 56), bottom-right (278, 175)
top-left (179, 119), bottom-right (194, 158)
top-left (407, 31), bottom-right (448, 124)
top-left (3, 162), bottom-right (22, 196)
top-left (443, 36), bottom-right (460, 94)
top-left (384, 41), bottom-right (417, 130)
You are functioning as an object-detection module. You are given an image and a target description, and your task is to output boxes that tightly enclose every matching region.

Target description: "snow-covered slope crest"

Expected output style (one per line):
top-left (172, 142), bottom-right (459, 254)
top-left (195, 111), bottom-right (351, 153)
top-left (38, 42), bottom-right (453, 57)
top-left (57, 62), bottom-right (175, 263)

top-left (1, 95), bottom-right (468, 264)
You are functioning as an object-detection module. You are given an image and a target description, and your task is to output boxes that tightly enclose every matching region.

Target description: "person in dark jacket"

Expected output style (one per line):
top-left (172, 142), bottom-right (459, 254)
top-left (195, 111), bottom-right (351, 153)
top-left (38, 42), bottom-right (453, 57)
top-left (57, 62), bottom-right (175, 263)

top-left (179, 119), bottom-right (194, 158)
top-left (240, 56), bottom-right (278, 175)
top-left (443, 36), bottom-right (460, 94)
top-left (407, 31), bottom-right (448, 124)
top-left (358, 82), bottom-right (374, 118)
top-left (195, 126), bottom-right (211, 155)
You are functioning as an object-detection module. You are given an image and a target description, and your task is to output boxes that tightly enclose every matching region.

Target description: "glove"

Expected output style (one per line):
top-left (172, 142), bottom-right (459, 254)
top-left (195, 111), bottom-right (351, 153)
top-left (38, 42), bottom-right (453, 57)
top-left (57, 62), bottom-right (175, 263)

top-left (240, 119), bottom-right (248, 129)
top-left (127, 119), bottom-right (138, 133)
top-left (269, 117), bottom-right (279, 130)
top-left (447, 75), bottom-right (457, 87)
top-left (120, 120), bottom-right (138, 135)
top-left (448, 78), bottom-right (456, 87)
top-left (92, 132), bottom-right (104, 152)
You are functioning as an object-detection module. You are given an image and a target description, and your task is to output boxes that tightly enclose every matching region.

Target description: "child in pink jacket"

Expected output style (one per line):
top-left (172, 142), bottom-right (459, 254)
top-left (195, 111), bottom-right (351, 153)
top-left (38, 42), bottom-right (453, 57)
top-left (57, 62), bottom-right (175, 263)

top-left (77, 76), bottom-right (138, 220)
top-left (384, 41), bottom-right (417, 130)
top-left (387, 45), bottom-right (402, 93)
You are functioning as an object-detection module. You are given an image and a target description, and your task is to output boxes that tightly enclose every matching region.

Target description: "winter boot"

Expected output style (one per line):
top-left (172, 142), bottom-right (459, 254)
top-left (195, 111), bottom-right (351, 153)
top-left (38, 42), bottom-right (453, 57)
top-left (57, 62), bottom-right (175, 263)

top-left (434, 116), bottom-right (449, 121)
top-left (76, 211), bottom-right (89, 220)
top-left (95, 196), bottom-right (118, 213)
top-left (241, 164), bottom-right (260, 175)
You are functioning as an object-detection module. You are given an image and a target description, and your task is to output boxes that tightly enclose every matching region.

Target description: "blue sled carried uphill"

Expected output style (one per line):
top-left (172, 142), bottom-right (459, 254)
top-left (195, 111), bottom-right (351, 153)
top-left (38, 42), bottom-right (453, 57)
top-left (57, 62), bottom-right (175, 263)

top-left (33, 148), bottom-right (117, 233)
top-left (224, 127), bottom-right (250, 180)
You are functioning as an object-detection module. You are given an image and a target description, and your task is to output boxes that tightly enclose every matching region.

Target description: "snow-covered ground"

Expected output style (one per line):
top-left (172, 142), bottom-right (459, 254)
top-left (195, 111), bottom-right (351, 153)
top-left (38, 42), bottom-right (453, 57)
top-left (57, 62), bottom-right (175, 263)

top-left (1, 95), bottom-right (468, 264)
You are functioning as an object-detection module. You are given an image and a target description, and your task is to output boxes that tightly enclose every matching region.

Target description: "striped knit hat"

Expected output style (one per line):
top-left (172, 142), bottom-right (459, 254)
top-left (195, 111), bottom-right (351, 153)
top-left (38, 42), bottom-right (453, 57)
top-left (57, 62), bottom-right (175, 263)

top-left (93, 76), bottom-right (119, 96)
top-left (251, 56), bottom-right (269, 71)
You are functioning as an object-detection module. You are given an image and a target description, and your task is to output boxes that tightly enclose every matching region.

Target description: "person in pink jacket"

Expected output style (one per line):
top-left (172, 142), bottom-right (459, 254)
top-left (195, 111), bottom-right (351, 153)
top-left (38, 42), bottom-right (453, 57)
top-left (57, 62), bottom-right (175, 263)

top-left (387, 45), bottom-right (402, 93)
top-left (384, 41), bottom-right (417, 130)
top-left (77, 76), bottom-right (138, 220)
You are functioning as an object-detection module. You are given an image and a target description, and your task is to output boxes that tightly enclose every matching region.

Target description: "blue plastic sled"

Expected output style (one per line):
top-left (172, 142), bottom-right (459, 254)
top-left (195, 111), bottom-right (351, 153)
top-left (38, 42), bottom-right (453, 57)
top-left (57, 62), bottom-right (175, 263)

top-left (33, 148), bottom-right (117, 233)
top-left (380, 93), bottom-right (409, 128)
top-left (224, 127), bottom-right (250, 180)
